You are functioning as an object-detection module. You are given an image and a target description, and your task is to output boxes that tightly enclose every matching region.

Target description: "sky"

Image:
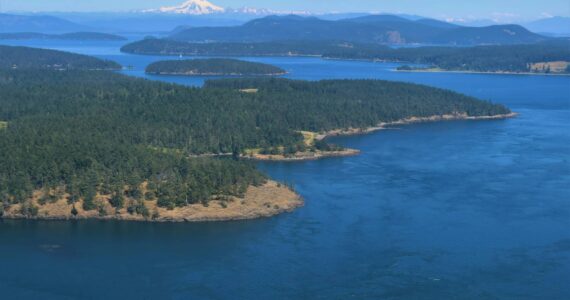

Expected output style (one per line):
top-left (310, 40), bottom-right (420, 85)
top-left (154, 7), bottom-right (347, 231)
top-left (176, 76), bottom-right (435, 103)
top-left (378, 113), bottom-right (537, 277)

top-left (1, 0), bottom-right (569, 22)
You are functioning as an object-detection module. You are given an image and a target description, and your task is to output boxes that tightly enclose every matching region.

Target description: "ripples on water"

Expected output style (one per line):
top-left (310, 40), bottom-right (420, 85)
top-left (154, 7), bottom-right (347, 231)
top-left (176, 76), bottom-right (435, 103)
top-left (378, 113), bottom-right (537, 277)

top-left (0, 39), bottom-right (569, 299)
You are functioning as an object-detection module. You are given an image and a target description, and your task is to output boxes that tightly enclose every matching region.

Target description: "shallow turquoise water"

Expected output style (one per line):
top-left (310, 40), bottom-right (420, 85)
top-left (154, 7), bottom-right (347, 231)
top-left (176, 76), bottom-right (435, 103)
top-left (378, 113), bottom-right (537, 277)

top-left (1, 40), bottom-right (569, 299)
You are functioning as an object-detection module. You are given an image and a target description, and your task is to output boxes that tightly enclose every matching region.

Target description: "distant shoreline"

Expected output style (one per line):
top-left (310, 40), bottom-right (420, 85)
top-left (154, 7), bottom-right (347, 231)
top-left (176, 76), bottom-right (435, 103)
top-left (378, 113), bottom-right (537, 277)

top-left (395, 68), bottom-right (570, 76)
top-left (147, 71), bottom-right (288, 77)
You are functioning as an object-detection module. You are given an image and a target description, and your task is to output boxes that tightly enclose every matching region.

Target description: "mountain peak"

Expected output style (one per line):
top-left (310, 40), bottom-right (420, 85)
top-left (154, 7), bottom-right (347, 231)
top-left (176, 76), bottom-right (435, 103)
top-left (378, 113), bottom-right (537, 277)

top-left (155, 0), bottom-right (225, 15)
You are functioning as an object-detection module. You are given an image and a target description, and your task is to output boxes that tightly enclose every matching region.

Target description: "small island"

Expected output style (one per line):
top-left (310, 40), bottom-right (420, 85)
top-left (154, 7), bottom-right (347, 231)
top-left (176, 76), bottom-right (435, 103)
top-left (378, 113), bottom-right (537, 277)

top-left (146, 58), bottom-right (287, 76)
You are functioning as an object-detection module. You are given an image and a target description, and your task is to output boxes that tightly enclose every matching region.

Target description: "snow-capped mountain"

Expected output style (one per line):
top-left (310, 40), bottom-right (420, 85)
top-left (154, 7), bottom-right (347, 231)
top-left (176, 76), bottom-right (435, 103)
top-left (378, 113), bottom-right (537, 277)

top-left (146, 0), bottom-right (312, 16)
top-left (152, 0), bottom-right (225, 15)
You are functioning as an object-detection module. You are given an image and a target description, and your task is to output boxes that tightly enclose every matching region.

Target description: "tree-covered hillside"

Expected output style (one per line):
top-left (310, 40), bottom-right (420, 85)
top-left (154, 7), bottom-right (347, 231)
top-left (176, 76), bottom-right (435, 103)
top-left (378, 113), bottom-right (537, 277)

top-left (0, 67), bottom-right (509, 211)
top-left (146, 58), bottom-right (286, 76)
top-left (169, 15), bottom-right (547, 45)
top-left (328, 40), bottom-right (570, 73)
top-left (0, 45), bottom-right (121, 70)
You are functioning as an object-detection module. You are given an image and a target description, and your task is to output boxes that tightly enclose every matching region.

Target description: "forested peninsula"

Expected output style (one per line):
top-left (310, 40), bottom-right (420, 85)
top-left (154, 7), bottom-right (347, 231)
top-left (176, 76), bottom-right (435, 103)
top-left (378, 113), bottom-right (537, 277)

top-left (146, 58), bottom-right (286, 76)
top-left (0, 46), bottom-right (513, 222)
top-left (122, 39), bottom-right (570, 75)
top-left (0, 45), bottom-right (121, 70)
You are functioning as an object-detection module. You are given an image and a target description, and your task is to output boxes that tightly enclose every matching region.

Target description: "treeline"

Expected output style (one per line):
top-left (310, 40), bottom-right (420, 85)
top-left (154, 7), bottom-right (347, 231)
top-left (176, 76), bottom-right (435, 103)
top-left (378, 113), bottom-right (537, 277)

top-left (146, 58), bottom-right (286, 76)
top-left (0, 69), bottom-right (509, 210)
top-left (121, 38), bottom-right (389, 57)
top-left (0, 45), bottom-right (121, 70)
top-left (122, 39), bottom-right (570, 74)
top-left (326, 40), bottom-right (570, 73)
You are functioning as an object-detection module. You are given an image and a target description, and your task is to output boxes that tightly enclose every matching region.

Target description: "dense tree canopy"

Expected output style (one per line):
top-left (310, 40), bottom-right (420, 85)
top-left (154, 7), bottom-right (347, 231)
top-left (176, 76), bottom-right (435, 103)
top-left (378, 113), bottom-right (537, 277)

top-left (0, 45), bottom-right (121, 70)
top-left (0, 63), bottom-right (510, 209)
top-left (146, 58), bottom-right (286, 76)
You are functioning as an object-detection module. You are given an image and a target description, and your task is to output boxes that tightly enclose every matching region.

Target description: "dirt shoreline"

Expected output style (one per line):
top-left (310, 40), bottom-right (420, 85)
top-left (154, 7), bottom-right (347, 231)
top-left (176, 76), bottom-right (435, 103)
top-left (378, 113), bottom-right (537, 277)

top-left (237, 113), bottom-right (517, 162)
top-left (243, 148), bottom-right (361, 162)
top-left (317, 112), bottom-right (518, 140)
top-left (1, 181), bottom-right (303, 223)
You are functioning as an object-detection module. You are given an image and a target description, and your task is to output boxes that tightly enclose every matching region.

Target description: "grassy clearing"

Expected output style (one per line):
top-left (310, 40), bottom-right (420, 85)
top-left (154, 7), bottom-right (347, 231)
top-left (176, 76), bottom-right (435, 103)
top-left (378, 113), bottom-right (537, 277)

top-left (299, 131), bottom-right (317, 146)
top-left (147, 146), bottom-right (183, 155)
top-left (530, 61), bottom-right (569, 73)
top-left (0, 121), bottom-right (7, 130)
top-left (239, 88), bottom-right (259, 93)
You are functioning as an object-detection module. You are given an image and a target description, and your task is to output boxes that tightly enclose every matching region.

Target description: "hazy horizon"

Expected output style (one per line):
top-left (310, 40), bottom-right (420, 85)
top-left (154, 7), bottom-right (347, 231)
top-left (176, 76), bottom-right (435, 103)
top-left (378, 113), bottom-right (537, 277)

top-left (0, 0), bottom-right (569, 23)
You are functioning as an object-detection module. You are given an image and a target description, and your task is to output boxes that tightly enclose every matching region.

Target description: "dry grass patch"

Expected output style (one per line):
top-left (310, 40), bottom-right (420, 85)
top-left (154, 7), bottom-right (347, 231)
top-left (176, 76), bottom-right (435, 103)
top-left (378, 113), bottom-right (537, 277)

top-left (530, 61), bottom-right (569, 73)
top-left (239, 88), bottom-right (259, 93)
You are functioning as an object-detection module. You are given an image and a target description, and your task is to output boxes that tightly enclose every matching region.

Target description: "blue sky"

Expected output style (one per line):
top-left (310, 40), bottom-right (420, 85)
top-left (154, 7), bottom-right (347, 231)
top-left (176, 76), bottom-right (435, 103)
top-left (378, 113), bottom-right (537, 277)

top-left (1, 0), bottom-right (569, 21)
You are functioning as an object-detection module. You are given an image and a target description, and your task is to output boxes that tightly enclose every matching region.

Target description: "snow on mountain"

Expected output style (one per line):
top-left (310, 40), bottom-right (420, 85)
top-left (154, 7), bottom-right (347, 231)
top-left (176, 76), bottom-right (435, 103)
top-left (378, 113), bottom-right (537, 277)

top-left (151, 0), bottom-right (225, 15)
top-left (145, 0), bottom-right (312, 16)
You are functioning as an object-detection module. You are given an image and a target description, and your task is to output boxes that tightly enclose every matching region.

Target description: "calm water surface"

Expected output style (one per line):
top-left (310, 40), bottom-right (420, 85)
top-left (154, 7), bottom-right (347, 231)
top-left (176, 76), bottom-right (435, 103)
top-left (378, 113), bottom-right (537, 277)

top-left (1, 40), bottom-right (569, 299)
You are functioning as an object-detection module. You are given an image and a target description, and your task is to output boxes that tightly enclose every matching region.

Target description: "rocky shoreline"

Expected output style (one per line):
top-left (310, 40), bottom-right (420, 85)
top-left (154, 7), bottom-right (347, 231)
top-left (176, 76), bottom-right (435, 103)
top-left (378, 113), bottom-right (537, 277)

top-left (243, 148), bottom-right (361, 161)
top-left (1, 181), bottom-right (303, 223)
top-left (318, 112), bottom-right (518, 140)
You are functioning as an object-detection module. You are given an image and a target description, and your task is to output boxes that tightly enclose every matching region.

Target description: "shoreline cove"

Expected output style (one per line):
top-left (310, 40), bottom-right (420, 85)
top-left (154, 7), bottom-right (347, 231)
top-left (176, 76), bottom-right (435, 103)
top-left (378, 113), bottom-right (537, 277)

top-left (247, 112), bottom-right (518, 162)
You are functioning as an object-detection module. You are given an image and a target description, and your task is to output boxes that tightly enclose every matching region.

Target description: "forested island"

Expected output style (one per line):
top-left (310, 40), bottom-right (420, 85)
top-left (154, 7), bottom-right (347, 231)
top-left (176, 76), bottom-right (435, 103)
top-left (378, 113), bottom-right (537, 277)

top-left (121, 39), bottom-right (386, 57)
top-left (0, 32), bottom-right (127, 41)
top-left (0, 46), bottom-right (514, 222)
top-left (146, 58), bottom-right (286, 76)
top-left (0, 45), bottom-right (121, 70)
top-left (122, 39), bottom-right (570, 75)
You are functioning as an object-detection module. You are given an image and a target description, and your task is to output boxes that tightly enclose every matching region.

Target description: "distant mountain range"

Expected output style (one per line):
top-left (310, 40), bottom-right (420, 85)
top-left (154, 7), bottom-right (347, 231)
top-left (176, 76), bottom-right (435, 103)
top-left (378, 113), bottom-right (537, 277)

top-left (452, 16), bottom-right (570, 37)
top-left (524, 17), bottom-right (570, 36)
top-left (0, 13), bottom-right (88, 33)
top-left (0, 4), bottom-right (567, 40)
top-left (169, 15), bottom-right (548, 45)
top-left (144, 0), bottom-right (311, 16)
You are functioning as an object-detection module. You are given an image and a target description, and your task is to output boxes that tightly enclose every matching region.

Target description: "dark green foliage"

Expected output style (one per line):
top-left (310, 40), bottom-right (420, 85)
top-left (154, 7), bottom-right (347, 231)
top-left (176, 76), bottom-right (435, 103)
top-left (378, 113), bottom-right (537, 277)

top-left (20, 202), bottom-right (38, 217)
top-left (121, 39), bottom-right (389, 57)
top-left (0, 68), bottom-right (509, 208)
top-left (83, 193), bottom-right (97, 211)
top-left (146, 59), bottom-right (285, 76)
top-left (109, 193), bottom-right (125, 209)
top-left (71, 206), bottom-right (78, 216)
top-left (0, 45), bottom-right (121, 70)
top-left (325, 40), bottom-right (570, 73)
top-left (397, 65), bottom-right (413, 71)
top-left (205, 77), bottom-right (510, 133)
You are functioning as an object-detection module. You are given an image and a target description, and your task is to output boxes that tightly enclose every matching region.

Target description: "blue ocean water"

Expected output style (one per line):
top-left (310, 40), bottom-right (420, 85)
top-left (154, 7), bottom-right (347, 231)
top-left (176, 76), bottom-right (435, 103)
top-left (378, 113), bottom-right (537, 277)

top-left (0, 40), bottom-right (569, 299)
